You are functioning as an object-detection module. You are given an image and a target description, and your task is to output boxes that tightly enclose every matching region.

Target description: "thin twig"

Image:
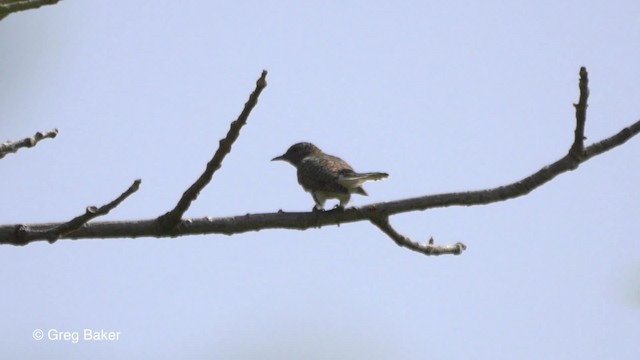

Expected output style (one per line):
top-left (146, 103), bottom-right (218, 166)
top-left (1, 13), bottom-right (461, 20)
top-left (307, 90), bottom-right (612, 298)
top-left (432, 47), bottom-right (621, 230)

top-left (157, 70), bottom-right (268, 229)
top-left (370, 215), bottom-right (466, 256)
top-left (0, 128), bottom-right (58, 159)
top-left (11, 179), bottom-right (141, 245)
top-left (570, 66), bottom-right (589, 158)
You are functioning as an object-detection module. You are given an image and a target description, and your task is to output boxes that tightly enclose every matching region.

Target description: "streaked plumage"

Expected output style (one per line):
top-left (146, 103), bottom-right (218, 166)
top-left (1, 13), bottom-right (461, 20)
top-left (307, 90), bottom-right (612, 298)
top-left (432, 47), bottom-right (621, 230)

top-left (272, 142), bottom-right (388, 210)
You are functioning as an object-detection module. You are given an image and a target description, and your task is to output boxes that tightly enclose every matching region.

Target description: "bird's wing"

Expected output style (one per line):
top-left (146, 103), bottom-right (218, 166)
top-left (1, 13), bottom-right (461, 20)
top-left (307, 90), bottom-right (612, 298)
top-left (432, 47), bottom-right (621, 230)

top-left (297, 155), bottom-right (351, 194)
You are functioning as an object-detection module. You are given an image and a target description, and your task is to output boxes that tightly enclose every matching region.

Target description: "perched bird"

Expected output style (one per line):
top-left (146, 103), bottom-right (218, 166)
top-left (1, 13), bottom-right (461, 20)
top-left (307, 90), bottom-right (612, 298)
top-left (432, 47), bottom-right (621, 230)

top-left (272, 142), bottom-right (388, 210)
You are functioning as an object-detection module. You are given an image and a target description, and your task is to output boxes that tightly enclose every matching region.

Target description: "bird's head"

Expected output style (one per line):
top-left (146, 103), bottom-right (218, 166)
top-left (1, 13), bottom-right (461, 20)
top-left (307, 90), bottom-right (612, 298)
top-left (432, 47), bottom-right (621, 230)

top-left (272, 142), bottom-right (322, 166)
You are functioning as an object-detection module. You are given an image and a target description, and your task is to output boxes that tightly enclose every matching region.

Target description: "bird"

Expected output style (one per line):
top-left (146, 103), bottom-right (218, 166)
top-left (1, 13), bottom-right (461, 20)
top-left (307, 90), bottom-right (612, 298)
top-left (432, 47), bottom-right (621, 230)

top-left (272, 142), bottom-right (388, 210)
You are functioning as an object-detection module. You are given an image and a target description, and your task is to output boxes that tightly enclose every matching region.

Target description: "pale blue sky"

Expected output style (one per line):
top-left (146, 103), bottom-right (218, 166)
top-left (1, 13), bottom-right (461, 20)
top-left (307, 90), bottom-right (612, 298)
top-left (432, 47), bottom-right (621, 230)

top-left (1, 1), bottom-right (639, 359)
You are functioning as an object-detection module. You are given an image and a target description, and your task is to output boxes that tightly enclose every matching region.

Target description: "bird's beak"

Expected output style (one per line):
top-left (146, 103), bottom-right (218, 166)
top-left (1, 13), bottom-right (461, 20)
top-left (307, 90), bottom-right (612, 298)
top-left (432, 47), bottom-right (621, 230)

top-left (271, 154), bottom-right (285, 162)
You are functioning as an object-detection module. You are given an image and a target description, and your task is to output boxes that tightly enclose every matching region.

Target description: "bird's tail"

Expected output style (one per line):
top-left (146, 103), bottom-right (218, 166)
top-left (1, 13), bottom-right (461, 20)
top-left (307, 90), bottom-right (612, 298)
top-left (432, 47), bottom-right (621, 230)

top-left (337, 172), bottom-right (389, 190)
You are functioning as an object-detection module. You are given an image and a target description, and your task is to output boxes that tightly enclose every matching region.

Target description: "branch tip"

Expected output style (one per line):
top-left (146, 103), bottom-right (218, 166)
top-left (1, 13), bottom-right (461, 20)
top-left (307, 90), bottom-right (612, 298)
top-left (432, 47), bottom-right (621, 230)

top-left (370, 215), bottom-right (467, 256)
top-left (257, 70), bottom-right (268, 87)
top-left (0, 128), bottom-right (59, 159)
top-left (570, 66), bottom-right (590, 158)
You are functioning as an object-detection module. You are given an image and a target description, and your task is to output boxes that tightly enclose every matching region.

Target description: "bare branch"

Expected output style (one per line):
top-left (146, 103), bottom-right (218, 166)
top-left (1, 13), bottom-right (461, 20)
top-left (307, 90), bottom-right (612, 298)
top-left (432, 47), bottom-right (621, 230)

top-left (10, 179), bottom-right (141, 245)
top-left (0, 114), bottom-right (636, 248)
top-left (0, 0), bottom-right (61, 20)
top-left (570, 66), bottom-right (589, 157)
top-left (0, 128), bottom-right (58, 159)
top-left (157, 70), bottom-right (268, 229)
top-left (0, 68), bottom-right (638, 257)
top-left (370, 215), bottom-right (466, 256)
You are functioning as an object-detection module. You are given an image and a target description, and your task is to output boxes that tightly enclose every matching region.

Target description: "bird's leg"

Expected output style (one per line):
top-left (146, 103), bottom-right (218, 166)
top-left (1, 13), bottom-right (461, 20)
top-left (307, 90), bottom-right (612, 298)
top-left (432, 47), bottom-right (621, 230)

top-left (311, 192), bottom-right (326, 212)
top-left (334, 194), bottom-right (349, 211)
